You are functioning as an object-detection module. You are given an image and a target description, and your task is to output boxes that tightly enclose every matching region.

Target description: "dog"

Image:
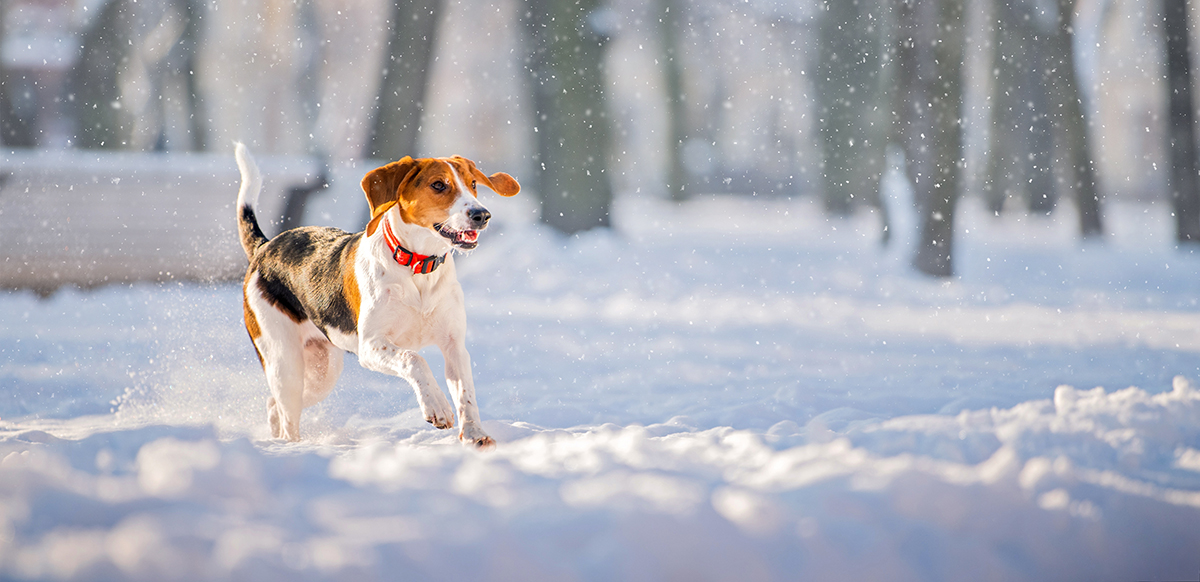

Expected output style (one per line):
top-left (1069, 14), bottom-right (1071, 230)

top-left (235, 143), bottom-right (519, 448)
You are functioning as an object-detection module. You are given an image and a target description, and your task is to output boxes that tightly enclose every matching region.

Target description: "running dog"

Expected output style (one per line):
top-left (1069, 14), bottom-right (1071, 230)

top-left (235, 144), bottom-right (519, 448)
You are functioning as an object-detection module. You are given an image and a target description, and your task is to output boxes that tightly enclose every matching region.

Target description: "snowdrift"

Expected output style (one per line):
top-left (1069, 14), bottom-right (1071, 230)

top-left (3, 193), bottom-right (1200, 580)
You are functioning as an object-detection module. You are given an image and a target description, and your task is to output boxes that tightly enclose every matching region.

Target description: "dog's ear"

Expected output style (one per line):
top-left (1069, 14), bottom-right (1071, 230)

top-left (456, 156), bottom-right (520, 197)
top-left (480, 170), bottom-right (520, 197)
top-left (365, 200), bottom-right (396, 237)
top-left (362, 157), bottom-right (417, 235)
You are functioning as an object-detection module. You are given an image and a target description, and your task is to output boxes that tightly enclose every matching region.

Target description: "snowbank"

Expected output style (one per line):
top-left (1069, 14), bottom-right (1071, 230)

top-left (3, 192), bottom-right (1200, 580)
top-left (3, 380), bottom-right (1199, 580)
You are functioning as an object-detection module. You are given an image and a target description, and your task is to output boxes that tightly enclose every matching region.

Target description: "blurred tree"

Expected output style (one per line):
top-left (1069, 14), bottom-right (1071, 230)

top-left (1163, 0), bottom-right (1200, 243)
top-left (895, 0), bottom-right (965, 277)
top-left (658, 0), bottom-right (688, 201)
top-left (71, 0), bottom-right (205, 151)
top-left (984, 0), bottom-right (1053, 215)
top-left (986, 0), bottom-right (1104, 237)
top-left (522, 0), bottom-right (614, 233)
top-left (0, 1), bottom-right (37, 147)
top-left (367, 0), bottom-right (442, 161)
top-left (1050, 0), bottom-right (1103, 238)
top-left (160, 0), bottom-right (206, 151)
top-left (70, 0), bottom-right (136, 149)
top-left (814, 0), bottom-right (888, 225)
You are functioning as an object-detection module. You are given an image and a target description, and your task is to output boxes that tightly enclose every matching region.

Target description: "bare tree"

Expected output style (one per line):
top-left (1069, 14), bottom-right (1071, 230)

top-left (814, 0), bottom-right (888, 221)
top-left (161, 0), bottom-right (206, 151)
top-left (658, 0), bottom-right (688, 201)
top-left (70, 0), bottom-right (136, 149)
top-left (1163, 0), bottom-right (1200, 243)
top-left (522, 0), bottom-right (614, 233)
top-left (367, 0), bottom-right (443, 161)
top-left (1050, 0), bottom-right (1103, 238)
top-left (895, 0), bottom-right (965, 277)
top-left (0, 0), bottom-right (37, 147)
top-left (984, 0), bottom-right (1053, 215)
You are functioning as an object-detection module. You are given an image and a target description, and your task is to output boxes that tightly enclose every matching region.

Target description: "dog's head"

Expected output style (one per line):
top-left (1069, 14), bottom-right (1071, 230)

top-left (362, 156), bottom-right (519, 250)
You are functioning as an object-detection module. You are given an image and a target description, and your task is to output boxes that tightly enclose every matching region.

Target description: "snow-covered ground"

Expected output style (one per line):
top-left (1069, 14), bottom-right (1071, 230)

top-left (3, 186), bottom-right (1200, 581)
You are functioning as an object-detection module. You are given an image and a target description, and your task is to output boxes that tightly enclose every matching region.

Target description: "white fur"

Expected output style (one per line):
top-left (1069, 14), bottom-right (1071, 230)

top-left (352, 207), bottom-right (488, 442)
top-left (235, 142), bottom-right (262, 212)
top-left (441, 160), bottom-right (489, 233)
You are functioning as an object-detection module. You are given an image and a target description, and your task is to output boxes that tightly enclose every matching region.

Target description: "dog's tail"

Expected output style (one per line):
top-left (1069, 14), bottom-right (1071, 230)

top-left (235, 142), bottom-right (268, 260)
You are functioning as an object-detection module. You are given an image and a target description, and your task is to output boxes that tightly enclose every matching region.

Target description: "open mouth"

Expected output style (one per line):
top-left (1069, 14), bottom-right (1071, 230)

top-left (434, 223), bottom-right (480, 249)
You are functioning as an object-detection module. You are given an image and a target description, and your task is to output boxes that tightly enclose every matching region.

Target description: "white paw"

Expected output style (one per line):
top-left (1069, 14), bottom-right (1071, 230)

top-left (460, 425), bottom-right (495, 450)
top-left (420, 393), bottom-right (456, 429)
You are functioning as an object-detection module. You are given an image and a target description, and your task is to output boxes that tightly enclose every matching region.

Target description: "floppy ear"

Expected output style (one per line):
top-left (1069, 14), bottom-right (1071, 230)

top-left (361, 157), bottom-right (417, 235)
top-left (457, 157), bottom-right (519, 197)
top-left (480, 170), bottom-right (520, 197)
top-left (365, 200), bottom-right (397, 237)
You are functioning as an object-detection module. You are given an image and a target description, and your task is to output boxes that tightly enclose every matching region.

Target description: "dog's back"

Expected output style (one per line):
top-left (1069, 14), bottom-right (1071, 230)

top-left (250, 227), bottom-right (362, 339)
top-left (235, 143), bottom-right (361, 341)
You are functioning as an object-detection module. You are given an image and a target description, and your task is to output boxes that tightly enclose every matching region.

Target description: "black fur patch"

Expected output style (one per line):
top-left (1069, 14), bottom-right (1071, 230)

top-left (239, 205), bottom-right (269, 259)
top-left (250, 227), bottom-right (362, 337)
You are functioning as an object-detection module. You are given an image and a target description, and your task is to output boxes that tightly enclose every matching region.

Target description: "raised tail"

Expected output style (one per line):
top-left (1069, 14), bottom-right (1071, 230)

top-left (235, 142), bottom-right (268, 260)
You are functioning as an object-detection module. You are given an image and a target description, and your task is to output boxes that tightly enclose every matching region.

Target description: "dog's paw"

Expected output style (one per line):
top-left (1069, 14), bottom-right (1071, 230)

top-left (427, 413), bottom-right (455, 430)
top-left (421, 396), bottom-right (456, 430)
top-left (460, 425), bottom-right (495, 450)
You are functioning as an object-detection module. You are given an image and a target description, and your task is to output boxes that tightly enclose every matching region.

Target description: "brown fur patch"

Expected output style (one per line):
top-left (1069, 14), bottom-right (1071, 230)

top-left (342, 237), bottom-right (361, 324)
top-left (242, 277), bottom-right (265, 368)
top-left (397, 160), bottom-right (462, 228)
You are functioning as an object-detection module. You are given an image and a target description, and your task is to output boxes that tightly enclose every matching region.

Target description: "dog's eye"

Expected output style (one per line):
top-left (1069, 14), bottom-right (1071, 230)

top-left (471, 180), bottom-right (477, 190)
top-left (431, 181), bottom-right (447, 193)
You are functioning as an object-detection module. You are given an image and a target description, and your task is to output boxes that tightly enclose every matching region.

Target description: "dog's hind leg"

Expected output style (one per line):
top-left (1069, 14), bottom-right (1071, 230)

top-left (267, 396), bottom-right (282, 438)
top-left (246, 277), bottom-right (308, 441)
top-left (259, 333), bottom-right (305, 441)
top-left (261, 345), bottom-right (305, 441)
top-left (300, 324), bottom-right (344, 408)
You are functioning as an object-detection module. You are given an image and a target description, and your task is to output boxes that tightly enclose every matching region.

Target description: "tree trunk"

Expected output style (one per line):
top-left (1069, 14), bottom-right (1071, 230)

top-left (985, 0), bottom-right (1053, 215)
top-left (1163, 0), bottom-right (1200, 243)
top-left (983, 0), bottom-right (1023, 215)
top-left (815, 0), bottom-right (888, 219)
top-left (522, 0), bottom-right (614, 233)
top-left (896, 0), bottom-right (965, 277)
top-left (174, 0), bottom-right (207, 151)
top-left (70, 0), bottom-right (136, 149)
top-left (366, 0), bottom-right (443, 161)
top-left (658, 0), bottom-right (688, 201)
top-left (0, 0), bottom-right (37, 147)
top-left (1026, 44), bottom-right (1056, 214)
top-left (1051, 0), bottom-right (1104, 238)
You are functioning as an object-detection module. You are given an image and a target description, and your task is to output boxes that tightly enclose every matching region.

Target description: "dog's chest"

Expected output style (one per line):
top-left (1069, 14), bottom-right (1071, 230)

top-left (375, 276), bottom-right (459, 344)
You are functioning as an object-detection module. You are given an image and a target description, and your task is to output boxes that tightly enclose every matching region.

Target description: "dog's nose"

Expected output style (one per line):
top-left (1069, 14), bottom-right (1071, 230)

top-left (467, 208), bottom-right (491, 229)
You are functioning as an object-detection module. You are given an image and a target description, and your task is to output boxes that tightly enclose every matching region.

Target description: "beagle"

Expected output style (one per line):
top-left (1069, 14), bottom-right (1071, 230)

top-left (235, 144), bottom-right (519, 448)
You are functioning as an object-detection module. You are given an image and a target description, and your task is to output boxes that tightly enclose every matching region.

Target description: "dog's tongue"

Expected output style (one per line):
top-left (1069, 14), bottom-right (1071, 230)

top-left (460, 230), bottom-right (479, 244)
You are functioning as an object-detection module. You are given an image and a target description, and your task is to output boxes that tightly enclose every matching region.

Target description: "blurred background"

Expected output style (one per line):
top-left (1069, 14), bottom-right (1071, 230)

top-left (0, 0), bottom-right (1194, 289)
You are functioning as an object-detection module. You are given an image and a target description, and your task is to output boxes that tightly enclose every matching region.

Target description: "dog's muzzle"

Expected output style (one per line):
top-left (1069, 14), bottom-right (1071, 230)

top-left (467, 207), bottom-right (491, 230)
top-left (435, 222), bottom-right (481, 250)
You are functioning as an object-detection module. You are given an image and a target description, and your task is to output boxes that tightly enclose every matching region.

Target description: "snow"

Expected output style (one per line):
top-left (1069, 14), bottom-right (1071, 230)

top-left (4, 190), bottom-right (1200, 580)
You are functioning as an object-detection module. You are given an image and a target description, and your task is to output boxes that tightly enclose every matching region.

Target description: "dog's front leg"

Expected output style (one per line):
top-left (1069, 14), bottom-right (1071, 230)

top-left (441, 339), bottom-right (494, 449)
top-left (358, 335), bottom-right (456, 430)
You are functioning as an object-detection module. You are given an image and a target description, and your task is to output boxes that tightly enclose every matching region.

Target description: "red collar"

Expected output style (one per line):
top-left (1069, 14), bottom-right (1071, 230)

top-left (381, 216), bottom-right (447, 274)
